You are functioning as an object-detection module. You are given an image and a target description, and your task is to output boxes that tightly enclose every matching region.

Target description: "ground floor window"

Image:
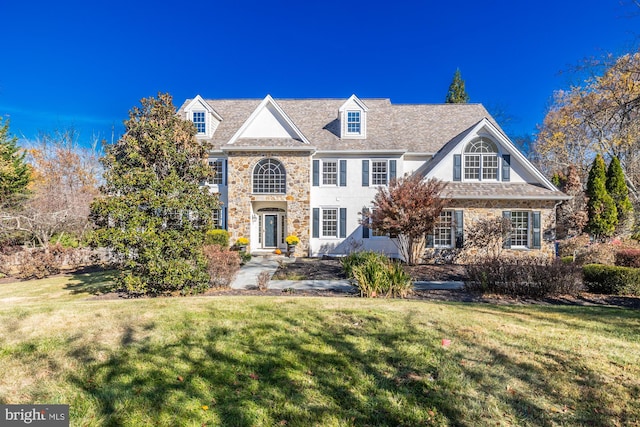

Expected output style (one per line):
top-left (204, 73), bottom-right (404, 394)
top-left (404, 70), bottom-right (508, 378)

top-left (511, 211), bottom-right (530, 247)
top-left (322, 209), bottom-right (338, 237)
top-left (434, 210), bottom-right (454, 247)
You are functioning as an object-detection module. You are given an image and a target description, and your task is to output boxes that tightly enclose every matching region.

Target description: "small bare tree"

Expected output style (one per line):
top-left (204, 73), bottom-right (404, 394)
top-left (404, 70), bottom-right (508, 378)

top-left (464, 216), bottom-right (512, 260)
top-left (365, 175), bottom-right (447, 265)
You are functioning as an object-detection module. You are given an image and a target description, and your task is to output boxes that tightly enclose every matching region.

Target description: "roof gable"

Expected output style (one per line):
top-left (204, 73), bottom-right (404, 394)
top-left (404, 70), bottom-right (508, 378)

top-left (228, 95), bottom-right (310, 144)
top-left (183, 95), bottom-right (223, 121)
top-left (420, 118), bottom-right (560, 192)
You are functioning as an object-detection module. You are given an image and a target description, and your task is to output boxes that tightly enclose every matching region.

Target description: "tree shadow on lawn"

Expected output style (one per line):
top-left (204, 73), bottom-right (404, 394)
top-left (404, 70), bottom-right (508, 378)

top-left (65, 304), bottom-right (637, 426)
top-left (63, 269), bottom-right (117, 296)
top-left (66, 306), bottom-right (468, 426)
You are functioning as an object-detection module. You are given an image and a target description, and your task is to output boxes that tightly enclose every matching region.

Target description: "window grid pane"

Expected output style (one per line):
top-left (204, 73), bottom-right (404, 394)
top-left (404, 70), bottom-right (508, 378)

top-left (253, 159), bottom-right (286, 194)
top-left (464, 155), bottom-right (480, 179)
top-left (322, 161), bottom-right (338, 185)
top-left (193, 111), bottom-right (206, 134)
top-left (372, 161), bottom-right (387, 185)
top-left (212, 209), bottom-right (221, 229)
top-left (434, 211), bottom-right (453, 247)
top-left (208, 159), bottom-right (224, 185)
top-left (482, 155), bottom-right (498, 180)
top-left (347, 111), bottom-right (361, 133)
top-left (511, 211), bottom-right (529, 247)
top-left (322, 209), bottom-right (338, 237)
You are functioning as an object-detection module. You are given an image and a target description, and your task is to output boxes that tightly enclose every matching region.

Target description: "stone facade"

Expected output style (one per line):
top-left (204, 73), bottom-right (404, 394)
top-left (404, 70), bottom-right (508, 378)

top-left (434, 199), bottom-right (559, 261)
top-left (226, 151), bottom-right (311, 256)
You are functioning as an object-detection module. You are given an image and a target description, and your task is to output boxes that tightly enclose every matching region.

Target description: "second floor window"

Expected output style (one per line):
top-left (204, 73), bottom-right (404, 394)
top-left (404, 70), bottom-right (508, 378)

top-left (253, 158), bottom-right (286, 194)
top-left (464, 138), bottom-right (498, 180)
top-left (372, 161), bottom-right (388, 185)
top-left (193, 111), bottom-right (206, 134)
top-left (322, 161), bottom-right (338, 185)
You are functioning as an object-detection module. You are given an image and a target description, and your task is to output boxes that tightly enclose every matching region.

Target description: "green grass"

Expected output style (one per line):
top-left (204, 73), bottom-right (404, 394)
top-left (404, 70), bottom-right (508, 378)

top-left (1, 273), bottom-right (639, 426)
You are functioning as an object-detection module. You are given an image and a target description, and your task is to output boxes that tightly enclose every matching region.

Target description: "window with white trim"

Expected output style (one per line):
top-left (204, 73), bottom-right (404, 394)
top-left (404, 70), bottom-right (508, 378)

top-left (347, 111), bottom-right (361, 134)
top-left (434, 211), bottom-right (454, 247)
top-left (212, 209), bottom-right (222, 229)
top-left (208, 159), bottom-right (224, 185)
top-left (253, 158), bottom-right (286, 194)
top-left (511, 211), bottom-right (530, 247)
top-left (322, 208), bottom-right (338, 237)
top-left (372, 161), bottom-right (388, 185)
top-left (193, 111), bottom-right (206, 134)
top-left (322, 161), bottom-right (338, 185)
top-left (464, 138), bottom-right (498, 180)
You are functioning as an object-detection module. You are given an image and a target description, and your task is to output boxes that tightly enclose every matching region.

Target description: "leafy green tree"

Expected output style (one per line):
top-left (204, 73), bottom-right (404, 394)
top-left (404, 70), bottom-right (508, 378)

top-left (0, 118), bottom-right (30, 205)
top-left (606, 156), bottom-right (633, 225)
top-left (586, 154), bottom-right (618, 237)
top-left (445, 69), bottom-right (470, 104)
top-left (90, 93), bottom-right (219, 296)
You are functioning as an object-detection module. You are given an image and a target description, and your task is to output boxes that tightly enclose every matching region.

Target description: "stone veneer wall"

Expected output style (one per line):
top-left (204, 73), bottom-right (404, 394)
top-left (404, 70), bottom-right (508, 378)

top-left (448, 199), bottom-right (558, 259)
top-left (226, 151), bottom-right (311, 256)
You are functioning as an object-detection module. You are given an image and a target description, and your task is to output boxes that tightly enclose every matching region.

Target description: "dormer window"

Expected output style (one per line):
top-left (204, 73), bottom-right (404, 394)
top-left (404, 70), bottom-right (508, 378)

top-left (464, 138), bottom-right (499, 180)
top-left (347, 111), bottom-right (361, 134)
top-left (193, 111), bottom-right (206, 134)
top-left (339, 95), bottom-right (368, 139)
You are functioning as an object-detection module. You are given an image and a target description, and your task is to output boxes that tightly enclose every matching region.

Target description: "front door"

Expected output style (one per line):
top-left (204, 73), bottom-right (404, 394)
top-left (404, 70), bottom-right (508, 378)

top-left (264, 214), bottom-right (278, 247)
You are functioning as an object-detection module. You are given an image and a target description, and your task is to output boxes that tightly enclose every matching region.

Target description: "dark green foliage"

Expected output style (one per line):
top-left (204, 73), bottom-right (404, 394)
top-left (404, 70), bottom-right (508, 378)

top-left (464, 257), bottom-right (583, 297)
top-left (614, 249), bottom-right (640, 268)
top-left (605, 156), bottom-right (632, 223)
top-left (205, 229), bottom-right (229, 248)
top-left (239, 252), bottom-right (252, 265)
top-left (582, 264), bottom-right (640, 295)
top-left (90, 93), bottom-right (219, 296)
top-left (0, 118), bottom-right (30, 205)
top-left (586, 154), bottom-right (617, 237)
top-left (445, 69), bottom-right (470, 104)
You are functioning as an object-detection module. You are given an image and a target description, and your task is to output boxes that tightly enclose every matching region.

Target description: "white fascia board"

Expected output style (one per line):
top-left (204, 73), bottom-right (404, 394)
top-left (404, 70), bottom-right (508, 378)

top-left (448, 194), bottom-right (572, 201)
top-left (184, 95), bottom-right (223, 121)
top-left (221, 145), bottom-right (317, 153)
top-left (478, 118), bottom-right (559, 191)
top-left (314, 149), bottom-right (407, 155)
top-left (338, 94), bottom-right (369, 112)
top-left (227, 94), bottom-right (310, 145)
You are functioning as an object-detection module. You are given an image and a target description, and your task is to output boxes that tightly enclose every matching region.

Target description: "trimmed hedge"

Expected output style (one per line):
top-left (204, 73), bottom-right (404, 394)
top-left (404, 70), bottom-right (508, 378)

top-left (583, 264), bottom-right (640, 296)
top-left (205, 229), bottom-right (230, 248)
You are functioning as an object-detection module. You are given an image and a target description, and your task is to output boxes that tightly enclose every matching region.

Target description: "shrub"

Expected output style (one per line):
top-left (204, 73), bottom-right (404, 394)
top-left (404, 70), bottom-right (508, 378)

top-left (204, 229), bottom-right (229, 248)
top-left (240, 252), bottom-right (252, 265)
top-left (465, 256), bottom-right (583, 298)
top-left (574, 243), bottom-right (616, 266)
top-left (346, 251), bottom-right (413, 298)
top-left (202, 245), bottom-right (241, 288)
top-left (561, 256), bottom-right (575, 264)
top-left (341, 251), bottom-right (387, 279)
top-left (285, 235), bottom-right (300, 245)
top-left (582, 264), bottom-right (640, 295)
top-left (614, 249), bottom-right (640, 268)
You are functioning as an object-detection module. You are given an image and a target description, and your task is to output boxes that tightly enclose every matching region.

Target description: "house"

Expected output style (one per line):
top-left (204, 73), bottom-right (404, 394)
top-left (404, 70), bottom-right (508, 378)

top-left (178, 94), bottom-right (569, 259)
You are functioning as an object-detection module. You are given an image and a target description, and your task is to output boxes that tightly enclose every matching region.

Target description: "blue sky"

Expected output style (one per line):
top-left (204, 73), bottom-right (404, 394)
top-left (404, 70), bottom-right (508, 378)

top-left (1, 0), bottom-right (638, 147)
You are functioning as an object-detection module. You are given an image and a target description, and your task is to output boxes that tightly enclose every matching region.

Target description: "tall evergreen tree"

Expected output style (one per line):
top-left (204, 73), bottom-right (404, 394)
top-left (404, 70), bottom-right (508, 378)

top-left (605, 156), bottom-right (632, 224)
top-left (586, 154), bottom-right (617, 237)
top-left (90, 93), bottom-right (219, 296)
top-left (0, 118), bottom-right (30, 205)
top-left (445, 69), bottom-right (470, 104)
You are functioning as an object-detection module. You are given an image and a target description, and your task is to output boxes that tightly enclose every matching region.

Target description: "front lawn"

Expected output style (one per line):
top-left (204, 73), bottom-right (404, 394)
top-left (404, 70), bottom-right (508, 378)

top-left (0, 273), bottom-right (639, 426)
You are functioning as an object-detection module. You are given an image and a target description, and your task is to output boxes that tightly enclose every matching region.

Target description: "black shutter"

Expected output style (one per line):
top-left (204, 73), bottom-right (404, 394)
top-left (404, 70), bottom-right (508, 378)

top-left (532, 211), bottom-right (541, 249)
top-left (312, 160), bottom-right (319, 186)
top-left (224, 159), bottom-right (228, 186)
top-left (222, 207), bottom-right (227, 230)
top-left (362, 208), bottom-right (370, 239)
top-left (362, 160), bottom-right (369, 186)
top-left (454, 210), bottom-right (464, 248)
top-left (389, 160), bottom-right (397, 182)
top-left (339, 208), bottom-right (347, 238)
top-left (453, 154), bottom-right (462, 181)
top-left (426, 233), bottom-right (434, 248)
top-left (502, 154), bottom-right (511, 182)
top-left (503, 211), bottom-right (512, 249)
top-left (312, 208), bottom-right (319, 238)
top-left (339, 160), bottom-right (347, 186)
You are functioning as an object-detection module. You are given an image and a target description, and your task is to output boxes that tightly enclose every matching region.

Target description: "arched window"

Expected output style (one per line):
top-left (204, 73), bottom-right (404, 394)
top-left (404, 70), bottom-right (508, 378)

top-left (464, 138), bottom-right (499, 180)
top-left (253, 159), bottom-right (286, 193)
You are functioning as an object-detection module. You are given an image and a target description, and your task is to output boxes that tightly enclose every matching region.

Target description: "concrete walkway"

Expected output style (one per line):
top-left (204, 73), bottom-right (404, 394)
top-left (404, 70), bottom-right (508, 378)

top-left (231, 256), bottom-right (464, 291)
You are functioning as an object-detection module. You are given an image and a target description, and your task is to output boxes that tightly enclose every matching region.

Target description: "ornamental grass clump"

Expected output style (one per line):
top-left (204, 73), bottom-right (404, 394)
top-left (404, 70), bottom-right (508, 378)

top-left (345, 251), bottom-right (413, 298)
